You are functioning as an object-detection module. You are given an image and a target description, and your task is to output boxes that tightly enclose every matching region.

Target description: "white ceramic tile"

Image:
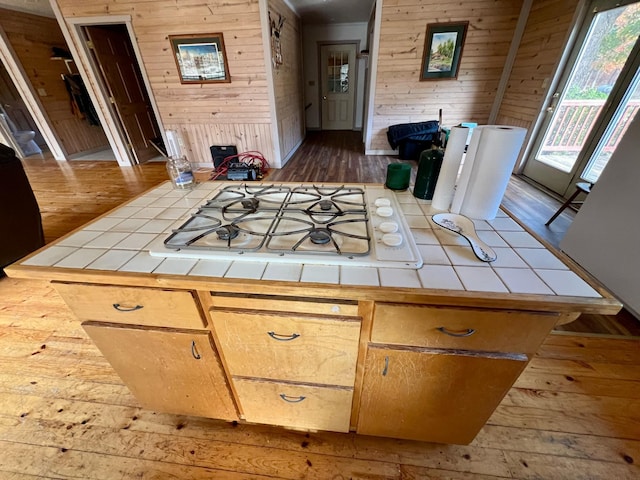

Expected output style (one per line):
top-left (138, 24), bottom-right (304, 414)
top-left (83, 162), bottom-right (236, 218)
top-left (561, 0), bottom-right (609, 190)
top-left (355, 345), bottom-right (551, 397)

top-left (84, 232), bottom-right (130, 249)
top-left (55, 248), bottom-right (107, 269)
top-left (433, 228), bottom-right (466, 246)
top-left (151, 196), bottom-right (182, 208)
top-left (411, 228), bottom-right (440, 245)
top-left (454, 266), bottom-right (508, 292)
top-left (163, 188), bottom-right (190, 198)
top-left (137, 219), bottom-right (176, 234)
top-left (419, 203), bottom-right (444, 216)
top-left (22, 246), bottom-right (77, 266)
top-left (155, 207), bottom-right (190, 220)
top-left (84, 216), bottom-right (126, 231)
top-left (340, 266), bottom-right (380, 286)
top-left (113, 233), bottom-right (159, 250)
top-left (477, 230), bottom-right (509, 247)
top-left (109, 205), bottom-right (143, 218)
top-left (153, 257), bottom-right (199, 275)
top-left (494, 268), bottom-right (554, 295)
top-left (170, 196), bottom-right (208, 209)
top-left (488, 217), bottom-right (524, 231)
top-left (109, 218), bottom-right (150, 233)
top-left (404, 215), bottom-right (431, 229)
top-left (536, 269), bottom-right (600, 297)
top-left (394, 192), bottom-right (416, 204)
top-left (417, 265), bottom-right (464, 290)
top-left (86, 250), bottom-right (137, 270)
top-left (145, 182), bottom-right (172, 196)
top-left (118, 251), bottom-right (165, 273)
top-left (188, 260), bottom-right (232, 277)
top-left (129, 207), bottom-right (167, 219)
top-left (495, 209), bottom-right (509, 218)
top-left (301, 264), bottom-right (340, 284)
top-left (400, 203), bottom-right (423, 215)
top-left (379, 268), bottom-right (421, 288)
top-left (499, 231), bottom-right (544, 249)
top-left (262, 263), bottom-right (303, 282)
top-left (472, 219), bottom-right (492, 231)
top-left (516, 248), bottom-right (569, 270)
top-left (56, 229), bottom-right (102, 247)
top-left (418, 244), bottom-right (451, 265)
top-left (124, 195), bottom-right (157, 207)
top-left (443, 245), bottom-right (490, 267)
top-left (225, 261), bottom-right (267, 279)
top-left (489, 248), bottom-right (529, 268)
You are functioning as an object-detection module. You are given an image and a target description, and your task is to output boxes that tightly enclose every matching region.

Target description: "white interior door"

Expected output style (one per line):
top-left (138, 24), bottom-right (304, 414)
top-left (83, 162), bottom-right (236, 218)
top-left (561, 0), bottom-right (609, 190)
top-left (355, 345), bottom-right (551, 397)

top-left (320, 43), bottom-right (356, 130)
top-left (522, 0), bottom-right (640, 196)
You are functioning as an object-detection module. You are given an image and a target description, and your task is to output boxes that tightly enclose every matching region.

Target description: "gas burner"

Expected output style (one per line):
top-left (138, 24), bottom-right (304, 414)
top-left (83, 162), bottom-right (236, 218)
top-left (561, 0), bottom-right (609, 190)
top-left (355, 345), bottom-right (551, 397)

top-left (216, 225), bottom-right (240, 241)
top-left (309, 228), bottom-right (332, 244)
top-left (318, 200), bottom-right (333, 211)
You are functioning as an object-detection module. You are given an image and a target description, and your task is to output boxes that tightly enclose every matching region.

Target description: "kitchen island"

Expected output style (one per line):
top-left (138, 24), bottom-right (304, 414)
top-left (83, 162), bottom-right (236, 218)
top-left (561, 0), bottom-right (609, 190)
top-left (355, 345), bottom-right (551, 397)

top-left (6, 181), bottom-right (621, 445)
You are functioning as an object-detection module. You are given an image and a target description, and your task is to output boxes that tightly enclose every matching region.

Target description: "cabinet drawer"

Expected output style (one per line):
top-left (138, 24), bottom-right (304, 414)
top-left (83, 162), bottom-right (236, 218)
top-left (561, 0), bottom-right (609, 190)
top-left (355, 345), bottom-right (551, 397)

top-left (211, 310), bottom-right (360, 386)
top-left (54, 283), bottom-right (205, 329)
top-left (211, 294), bottom-right (359, 317)
top-left (371, 304), bottom-right (559, 354)
top-left (234, 378), bottom-right (353, 433)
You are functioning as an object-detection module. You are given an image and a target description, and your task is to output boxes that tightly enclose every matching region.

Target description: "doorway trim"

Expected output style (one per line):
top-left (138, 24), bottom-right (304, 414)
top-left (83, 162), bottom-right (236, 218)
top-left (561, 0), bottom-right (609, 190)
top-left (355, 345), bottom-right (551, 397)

top-left (0, 26), bottom-right (66, 159)
top-left (50, 4), bottom-right (165, 166)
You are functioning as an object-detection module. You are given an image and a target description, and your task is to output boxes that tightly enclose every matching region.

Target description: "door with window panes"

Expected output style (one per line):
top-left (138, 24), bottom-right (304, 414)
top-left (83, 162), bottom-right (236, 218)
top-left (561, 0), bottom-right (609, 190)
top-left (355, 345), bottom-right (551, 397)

top-left (320, 44), bottom-right (356, 130)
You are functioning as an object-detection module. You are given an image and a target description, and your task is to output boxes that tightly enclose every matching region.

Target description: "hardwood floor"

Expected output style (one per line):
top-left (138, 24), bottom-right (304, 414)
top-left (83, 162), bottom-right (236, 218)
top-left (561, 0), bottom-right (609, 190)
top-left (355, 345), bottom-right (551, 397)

top-left (0, 135), bottom-right (638, 478)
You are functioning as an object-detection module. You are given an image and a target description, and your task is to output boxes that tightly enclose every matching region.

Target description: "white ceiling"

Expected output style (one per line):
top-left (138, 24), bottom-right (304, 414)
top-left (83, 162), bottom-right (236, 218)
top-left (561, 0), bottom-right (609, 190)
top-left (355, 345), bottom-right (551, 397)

top-left (0, 0), bottom-right (375, 24)
top-left (289, 0), bottom-right (374, 24)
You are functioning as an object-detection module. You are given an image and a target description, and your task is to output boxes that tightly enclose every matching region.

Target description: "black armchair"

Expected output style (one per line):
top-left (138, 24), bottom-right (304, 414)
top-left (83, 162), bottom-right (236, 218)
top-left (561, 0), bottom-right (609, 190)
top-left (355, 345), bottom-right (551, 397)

top-left (0, 143), bottom-right (45, 274)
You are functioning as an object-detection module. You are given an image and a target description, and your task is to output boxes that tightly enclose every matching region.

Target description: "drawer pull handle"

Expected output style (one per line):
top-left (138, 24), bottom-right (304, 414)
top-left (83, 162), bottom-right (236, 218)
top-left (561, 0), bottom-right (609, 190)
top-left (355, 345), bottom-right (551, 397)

top-left (382, 356), bottom-right (389, 376)
top-left (279, 394), bottom-right (306, 403)
top-left (437, 327), bottom-right (476, 337)
top-left (191, 340), bottom-right (201, 360)
top-left (112, 303), bottom-right (143, 312)
top-left (267, 331), bottom-right (300, 341)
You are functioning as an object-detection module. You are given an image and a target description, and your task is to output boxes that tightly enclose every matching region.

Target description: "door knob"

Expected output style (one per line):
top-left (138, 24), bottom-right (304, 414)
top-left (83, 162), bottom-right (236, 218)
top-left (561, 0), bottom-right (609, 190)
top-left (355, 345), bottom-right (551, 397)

top-left (323, 96), bottom-right (327, 100)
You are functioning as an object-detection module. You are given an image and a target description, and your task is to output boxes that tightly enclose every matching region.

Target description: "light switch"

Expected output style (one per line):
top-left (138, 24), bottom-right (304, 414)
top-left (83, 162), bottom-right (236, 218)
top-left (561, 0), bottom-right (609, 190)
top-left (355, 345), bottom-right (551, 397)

top-left (37, 88), bottom-right (47, 96)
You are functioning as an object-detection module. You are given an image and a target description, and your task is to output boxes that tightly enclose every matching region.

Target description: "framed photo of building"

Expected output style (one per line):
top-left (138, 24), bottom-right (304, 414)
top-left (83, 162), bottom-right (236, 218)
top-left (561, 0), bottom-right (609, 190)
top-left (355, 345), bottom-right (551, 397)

top-left (169, 33), bottom-right (231, 84)
top-left (421, 22), bottom-right (468, 80)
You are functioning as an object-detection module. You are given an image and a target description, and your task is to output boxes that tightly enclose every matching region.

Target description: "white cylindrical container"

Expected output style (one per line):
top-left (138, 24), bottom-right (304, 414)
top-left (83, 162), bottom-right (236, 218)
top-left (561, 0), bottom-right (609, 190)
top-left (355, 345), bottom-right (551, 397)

top-left (166, 155), bottom-right (195, 189)
top-left (431, 125), bottom-right (468, 211)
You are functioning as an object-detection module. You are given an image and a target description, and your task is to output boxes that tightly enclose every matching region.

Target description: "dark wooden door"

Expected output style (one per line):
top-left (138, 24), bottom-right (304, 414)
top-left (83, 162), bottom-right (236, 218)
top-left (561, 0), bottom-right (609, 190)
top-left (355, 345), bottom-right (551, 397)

top-left (85, 25), bottom-right (160, 163)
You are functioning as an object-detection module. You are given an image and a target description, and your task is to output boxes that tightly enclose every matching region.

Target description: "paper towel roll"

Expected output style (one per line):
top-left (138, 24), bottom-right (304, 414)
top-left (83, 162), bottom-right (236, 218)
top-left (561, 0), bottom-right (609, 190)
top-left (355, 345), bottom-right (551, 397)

top-left (431, 126), bottom-right (469, 210)
top-left (450, 125), bottom-right (527, 220)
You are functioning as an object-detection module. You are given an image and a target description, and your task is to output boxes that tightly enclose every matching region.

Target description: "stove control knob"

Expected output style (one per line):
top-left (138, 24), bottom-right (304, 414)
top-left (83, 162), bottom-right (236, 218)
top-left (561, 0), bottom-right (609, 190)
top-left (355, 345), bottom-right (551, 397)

top-left (375, 198), bottom-right (391, 207)
top-left (379, 221), bottom-right (398, 233)
top-left (376, 206), bottom-right (393, 217)
top-left (382, 233), bottom-right (403, 247)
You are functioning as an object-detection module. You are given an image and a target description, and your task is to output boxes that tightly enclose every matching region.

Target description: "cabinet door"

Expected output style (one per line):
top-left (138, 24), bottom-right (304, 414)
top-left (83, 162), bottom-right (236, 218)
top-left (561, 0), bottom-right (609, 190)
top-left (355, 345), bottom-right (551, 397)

top-left (83, 323), bottom-right (237, 420)
top-left (357, 346), bottom-right (527, 444)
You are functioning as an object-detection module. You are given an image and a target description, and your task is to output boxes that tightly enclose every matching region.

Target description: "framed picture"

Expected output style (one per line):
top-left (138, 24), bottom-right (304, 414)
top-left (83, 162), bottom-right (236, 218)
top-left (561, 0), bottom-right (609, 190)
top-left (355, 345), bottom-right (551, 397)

top-left (169, 33), bottom-right (231, 84)
top-left (421, 22), bottom-right (468, 80)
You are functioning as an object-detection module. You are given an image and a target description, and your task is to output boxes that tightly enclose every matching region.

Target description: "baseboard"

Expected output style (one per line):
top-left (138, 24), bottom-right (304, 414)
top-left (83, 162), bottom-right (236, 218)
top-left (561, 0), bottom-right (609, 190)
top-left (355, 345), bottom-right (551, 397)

top-left (365, 149), bottom-right (397, 155)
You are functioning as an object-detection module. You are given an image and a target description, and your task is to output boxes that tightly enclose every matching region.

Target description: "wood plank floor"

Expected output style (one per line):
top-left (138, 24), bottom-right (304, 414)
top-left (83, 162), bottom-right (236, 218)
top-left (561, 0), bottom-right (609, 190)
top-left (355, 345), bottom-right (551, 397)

top-left (0, 133), bottom-right (639, 478)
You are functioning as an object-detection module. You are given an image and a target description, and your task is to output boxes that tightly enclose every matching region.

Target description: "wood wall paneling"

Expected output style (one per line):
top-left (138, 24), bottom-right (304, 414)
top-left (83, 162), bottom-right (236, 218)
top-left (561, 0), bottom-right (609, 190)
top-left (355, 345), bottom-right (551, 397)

top-left (269, 0), bottom-right (304, 164)
top-left (0, 8), bottom-right (109, 156)
top-left (495, 0), bottom-right (580, 131)
top-left (368, 0), bottom-right (524, 152)
top-left (55, 0), bottom-right (279, 165)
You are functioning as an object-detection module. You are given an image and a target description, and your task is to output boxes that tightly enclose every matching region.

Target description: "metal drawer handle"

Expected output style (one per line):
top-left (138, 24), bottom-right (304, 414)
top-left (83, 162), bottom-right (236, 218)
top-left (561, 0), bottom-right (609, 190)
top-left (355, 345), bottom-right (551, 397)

top-left (267, 331), bottom-right (300, 341)
top-left (382, 356), bottom-right (389, 376)
top-left (437, 327), bottom-right (476, 337)
top-left (112, 303), bottom-right (143, 312)
top-left (191, 340), bottom-right (201, 360)
top-left (279, 394), bottom-right (306, 403)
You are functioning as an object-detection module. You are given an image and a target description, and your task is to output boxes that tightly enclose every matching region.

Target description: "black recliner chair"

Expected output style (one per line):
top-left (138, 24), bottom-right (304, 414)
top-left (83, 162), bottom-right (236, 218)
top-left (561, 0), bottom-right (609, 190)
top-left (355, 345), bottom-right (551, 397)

top-left (0, 143), bottom-right (45, 274)
top-left (387, 120), bottom-right (440, 160)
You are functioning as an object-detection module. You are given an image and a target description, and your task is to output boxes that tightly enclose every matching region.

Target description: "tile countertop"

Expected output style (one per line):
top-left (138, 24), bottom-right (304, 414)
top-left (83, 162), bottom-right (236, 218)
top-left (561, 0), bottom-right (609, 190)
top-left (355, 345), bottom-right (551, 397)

top-left (18, 181), bottom-right (604, 299)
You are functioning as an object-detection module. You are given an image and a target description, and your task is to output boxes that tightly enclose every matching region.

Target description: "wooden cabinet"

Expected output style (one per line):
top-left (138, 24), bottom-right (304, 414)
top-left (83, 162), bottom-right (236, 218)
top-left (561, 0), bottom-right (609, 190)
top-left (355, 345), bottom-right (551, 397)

top-left (357, 303), bottom-right (555, 444)
top-left (357, 345), bottom-right (527, 444)
top-left (83, 323), bottom-right (238, 420)
top-left (209, 295), bottom-right (362, 432)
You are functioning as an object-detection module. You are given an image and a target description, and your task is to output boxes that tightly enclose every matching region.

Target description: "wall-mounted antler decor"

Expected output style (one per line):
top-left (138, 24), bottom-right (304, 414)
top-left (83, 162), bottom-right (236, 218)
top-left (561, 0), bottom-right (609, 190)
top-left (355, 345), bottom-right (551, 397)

top-left (269, 11), bottom-right (286, 68)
